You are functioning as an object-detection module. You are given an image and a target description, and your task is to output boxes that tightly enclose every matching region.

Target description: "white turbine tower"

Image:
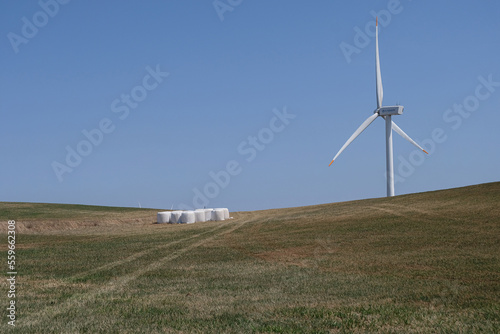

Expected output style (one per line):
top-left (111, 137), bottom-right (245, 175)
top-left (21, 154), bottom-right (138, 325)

top-left (329, 17), bottom-right (428, 197)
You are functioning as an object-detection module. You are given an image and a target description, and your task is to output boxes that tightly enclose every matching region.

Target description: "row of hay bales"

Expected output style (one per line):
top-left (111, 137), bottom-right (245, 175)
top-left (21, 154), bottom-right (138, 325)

top-left (157, 208), bottom-right (230, 224)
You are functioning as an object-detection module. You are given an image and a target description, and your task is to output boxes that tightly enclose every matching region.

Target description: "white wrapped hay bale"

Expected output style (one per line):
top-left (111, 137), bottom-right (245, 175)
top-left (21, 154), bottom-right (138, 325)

top-left (214, 208), bottom-right (229, 220)
top-left (212, 208), bottom-right (225, 221)
top-left (169, 211), bottom-right (183, 224)
top-left (181, 211), bottom-right (196, 224)
top-left (203, 209), bottom-right (213, 221)
top-left (157, 211), bottom-right (171, 224)
top-left (194, 210), bottom-right (206, 223)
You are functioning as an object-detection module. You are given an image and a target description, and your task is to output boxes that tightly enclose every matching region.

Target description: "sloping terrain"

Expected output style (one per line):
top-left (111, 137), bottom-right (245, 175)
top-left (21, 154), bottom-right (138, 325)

top-left (0, 182), bottom-right (499, 333)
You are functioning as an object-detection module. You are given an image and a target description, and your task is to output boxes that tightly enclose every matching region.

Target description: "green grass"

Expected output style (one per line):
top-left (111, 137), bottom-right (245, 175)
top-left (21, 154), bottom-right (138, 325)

top-left (1, 182), bottom-right (499, 333)
top-left (0, 202), bottom-right (156, 220)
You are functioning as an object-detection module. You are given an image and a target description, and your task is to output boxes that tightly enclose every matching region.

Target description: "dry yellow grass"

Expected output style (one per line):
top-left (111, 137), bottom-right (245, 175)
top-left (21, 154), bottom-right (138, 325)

top-left (0, 182), bottom-right (499, 333)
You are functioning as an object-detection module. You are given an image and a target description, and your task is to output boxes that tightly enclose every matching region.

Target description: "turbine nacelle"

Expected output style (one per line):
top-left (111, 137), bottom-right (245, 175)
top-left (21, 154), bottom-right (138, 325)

top-left (377, 105), bottom-right (404, 116)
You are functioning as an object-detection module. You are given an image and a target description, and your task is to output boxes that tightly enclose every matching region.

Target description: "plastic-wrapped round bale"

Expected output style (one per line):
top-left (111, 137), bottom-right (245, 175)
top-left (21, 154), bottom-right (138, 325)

top-left (169, 211), bottom-right (183, 224)
top-left (203, 209), bottom-right (213, 221)
top-left (157, 211), bottom-right (171, 224)
top-left (212, 208), bottom-right (225, 221)
top-left (181, 211), bottom-right (196, 224)
top-left (214, 208), bottom-right (229, 220)
top-left (194, 210), bottom-right (206, 223)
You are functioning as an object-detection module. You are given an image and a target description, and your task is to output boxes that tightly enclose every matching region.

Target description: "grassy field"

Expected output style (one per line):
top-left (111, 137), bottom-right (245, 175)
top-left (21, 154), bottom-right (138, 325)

top-left (1, 182), bottom-right (499, 333)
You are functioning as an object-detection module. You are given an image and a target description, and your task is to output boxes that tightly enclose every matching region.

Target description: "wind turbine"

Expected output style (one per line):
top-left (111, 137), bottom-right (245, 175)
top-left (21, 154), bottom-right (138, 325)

top-left (329, 17), bottom-right (428, 197)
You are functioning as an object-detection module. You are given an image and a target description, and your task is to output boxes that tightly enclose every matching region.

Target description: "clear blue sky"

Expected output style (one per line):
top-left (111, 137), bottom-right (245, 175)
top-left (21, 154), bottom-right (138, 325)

top-left (1, 1), bottom-right (499, 211)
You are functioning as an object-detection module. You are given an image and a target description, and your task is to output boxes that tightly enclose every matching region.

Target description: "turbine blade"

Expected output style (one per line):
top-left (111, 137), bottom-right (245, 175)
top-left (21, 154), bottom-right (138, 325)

top-left (329, 113), bottom-right (379, 166)
top-left (376, 17), bottom-right (383, 109)
top-left (392, 121), bottom-right (429, 154)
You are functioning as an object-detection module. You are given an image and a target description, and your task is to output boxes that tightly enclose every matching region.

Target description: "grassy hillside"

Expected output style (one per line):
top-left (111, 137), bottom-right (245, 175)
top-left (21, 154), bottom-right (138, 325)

top-left (1, 182), bottom-right (499, 333)
top-left (0, 202), bottom-right (159, 234)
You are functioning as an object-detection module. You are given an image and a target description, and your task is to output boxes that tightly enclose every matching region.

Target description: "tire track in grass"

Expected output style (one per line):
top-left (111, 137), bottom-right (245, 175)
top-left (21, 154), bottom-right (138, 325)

top-left (369, 205), bottom-right (407, 218)
top-left (20, 223), bottom-right (229, 297)
top-left (18, 218), bottom-right (251, 329)
top-left (371, 203), bottom-right (467, 225)
top-left (370, 204), bottom-right (441, 224)
top-left (67, 222), bottom-right (230, 283)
